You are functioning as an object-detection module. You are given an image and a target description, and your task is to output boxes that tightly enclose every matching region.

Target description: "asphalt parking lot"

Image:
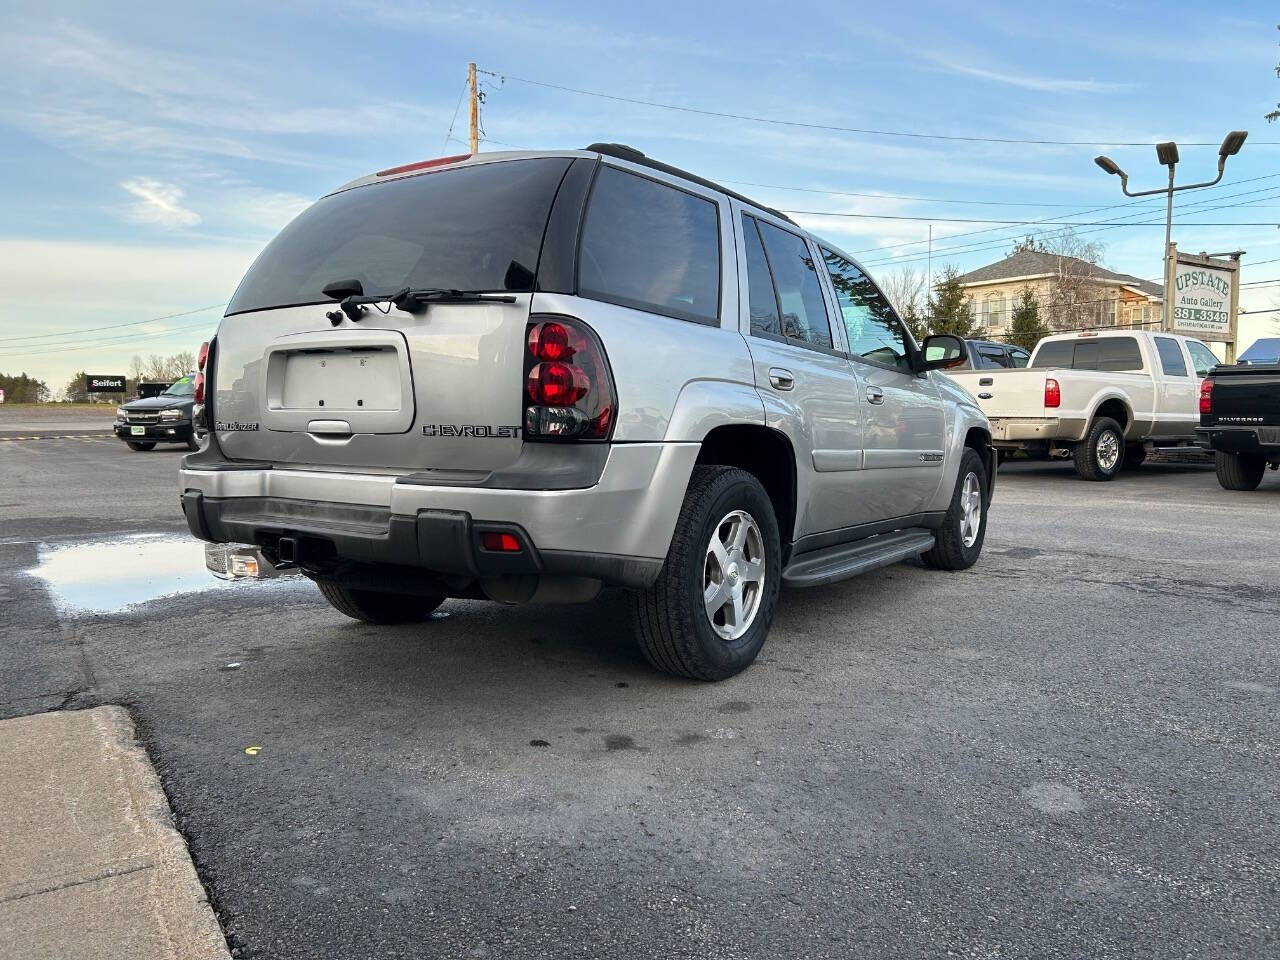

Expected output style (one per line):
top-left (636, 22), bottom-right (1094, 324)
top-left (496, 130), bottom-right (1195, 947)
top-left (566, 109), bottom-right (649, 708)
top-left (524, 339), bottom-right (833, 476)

top-left (2, 436), bottom-right (1277, 959)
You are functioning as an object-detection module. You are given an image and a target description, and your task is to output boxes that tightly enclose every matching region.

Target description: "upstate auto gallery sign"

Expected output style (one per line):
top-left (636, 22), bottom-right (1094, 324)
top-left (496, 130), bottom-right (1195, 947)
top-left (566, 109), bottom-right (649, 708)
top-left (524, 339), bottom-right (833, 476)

top-left (1170, 257), bottom-right (1233, 339)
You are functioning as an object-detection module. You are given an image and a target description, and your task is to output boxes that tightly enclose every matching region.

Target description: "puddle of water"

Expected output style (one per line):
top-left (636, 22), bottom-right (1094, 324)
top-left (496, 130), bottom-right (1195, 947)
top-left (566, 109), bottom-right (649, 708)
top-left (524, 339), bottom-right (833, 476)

top-left (30, 533), bottom-right (277, 614)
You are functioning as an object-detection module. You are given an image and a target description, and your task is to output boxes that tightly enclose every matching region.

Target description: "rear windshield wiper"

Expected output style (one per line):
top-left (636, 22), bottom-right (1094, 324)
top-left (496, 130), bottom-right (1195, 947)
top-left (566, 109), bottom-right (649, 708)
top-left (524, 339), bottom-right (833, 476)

top-left (321, 279), bottom-right (515, 321)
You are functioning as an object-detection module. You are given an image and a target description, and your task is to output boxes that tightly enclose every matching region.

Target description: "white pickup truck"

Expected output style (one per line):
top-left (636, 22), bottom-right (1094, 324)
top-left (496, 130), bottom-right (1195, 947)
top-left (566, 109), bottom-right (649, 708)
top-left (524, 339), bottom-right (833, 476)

top-left (943, 330), bottom-right (1221, 481)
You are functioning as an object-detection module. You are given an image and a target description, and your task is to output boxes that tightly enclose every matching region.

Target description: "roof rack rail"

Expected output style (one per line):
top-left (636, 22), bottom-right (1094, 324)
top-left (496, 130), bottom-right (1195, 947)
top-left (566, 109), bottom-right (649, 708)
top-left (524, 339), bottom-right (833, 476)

top-left (583, 143), bottom-right (795, 225)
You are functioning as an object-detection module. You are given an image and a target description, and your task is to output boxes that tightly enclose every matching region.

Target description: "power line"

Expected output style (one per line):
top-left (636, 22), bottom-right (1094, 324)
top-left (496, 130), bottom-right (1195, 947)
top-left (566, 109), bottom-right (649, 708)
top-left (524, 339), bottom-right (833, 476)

top-left (0, 316), bottom-right (217, 360)
top-left (478, 68), bottom-right (1280, 148)
top-left (0, 304), bottom-right (226, 345)
top-left (723, 180), bottom-right (1167, 210)
top-left (858, 186), bottom-right (1280, 268)
top-left (785, 212), bottom-right (1278, 225)
top-left (850, 173), bottom-right (1280, 257)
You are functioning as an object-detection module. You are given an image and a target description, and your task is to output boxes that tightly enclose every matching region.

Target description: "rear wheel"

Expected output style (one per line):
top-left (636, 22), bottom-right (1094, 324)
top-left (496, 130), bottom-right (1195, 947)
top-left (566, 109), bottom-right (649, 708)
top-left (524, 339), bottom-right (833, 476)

top-left (1215, 451), bottom-right (1266, 491)
top-left (630, 466), bottom-right (781, 681)
top-left (923, 448), bottom-right (987, 571)
top-left (125, 441), bottom-right (156, 451)
top-left (1073, 417), bottom-right (1124, 481)
top-left (317, 582), bottom-right (446, 624)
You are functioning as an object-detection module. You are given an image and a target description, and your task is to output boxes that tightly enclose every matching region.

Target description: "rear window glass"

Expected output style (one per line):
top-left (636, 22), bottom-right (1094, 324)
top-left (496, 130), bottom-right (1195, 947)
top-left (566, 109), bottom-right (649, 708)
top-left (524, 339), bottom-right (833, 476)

top-left (1032, 336), bottom-right (1142, 371)
top-left (578, 166), bottom-right (720, 325)
top-left (226, 158), bottom-right (572, 315)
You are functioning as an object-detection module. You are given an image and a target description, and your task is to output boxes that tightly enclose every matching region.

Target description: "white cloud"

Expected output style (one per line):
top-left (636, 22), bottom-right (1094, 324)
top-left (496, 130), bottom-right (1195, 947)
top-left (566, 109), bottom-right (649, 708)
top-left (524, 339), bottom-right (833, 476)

top-left (121, 178), bottom-right (202, 227)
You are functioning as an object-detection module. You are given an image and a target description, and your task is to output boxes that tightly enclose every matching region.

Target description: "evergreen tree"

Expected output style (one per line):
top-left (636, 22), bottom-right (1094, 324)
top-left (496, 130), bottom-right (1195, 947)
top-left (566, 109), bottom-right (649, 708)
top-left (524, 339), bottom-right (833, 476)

top-left (927, 267), bottom-right (976, 338)
top-left (1007, 287), bottom-right (1049, 353)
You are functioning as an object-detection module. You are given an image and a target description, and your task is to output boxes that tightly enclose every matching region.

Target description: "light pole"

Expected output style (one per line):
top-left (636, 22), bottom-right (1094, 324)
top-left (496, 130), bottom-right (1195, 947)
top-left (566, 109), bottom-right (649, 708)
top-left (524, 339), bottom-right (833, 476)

top-left (1094, 131), bottom-right (1247, 331)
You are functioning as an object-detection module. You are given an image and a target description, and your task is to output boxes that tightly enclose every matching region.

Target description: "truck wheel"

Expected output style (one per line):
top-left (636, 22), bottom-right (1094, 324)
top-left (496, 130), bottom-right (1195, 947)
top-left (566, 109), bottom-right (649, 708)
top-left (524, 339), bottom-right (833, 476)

top-left (1214, 451), bottom-right (1266, 491)
top-left (1124, 444), bottom-right (1147, 469)
top-left (629, 466), bottom-right (781, 681)
top-left (923, 448), bottom-right (987, 571)
top-left (317, 582), bottom-right (445, 624)
top-left (126, 441), bottom-right (156, 451)
top-left (1073, 417), bottom-right (1124, 481)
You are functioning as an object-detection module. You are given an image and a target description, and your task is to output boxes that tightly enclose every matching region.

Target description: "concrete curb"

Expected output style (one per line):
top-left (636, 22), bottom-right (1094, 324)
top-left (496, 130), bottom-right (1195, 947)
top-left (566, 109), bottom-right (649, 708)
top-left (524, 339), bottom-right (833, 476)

top-left (0, 707), bottom-right (231, 960)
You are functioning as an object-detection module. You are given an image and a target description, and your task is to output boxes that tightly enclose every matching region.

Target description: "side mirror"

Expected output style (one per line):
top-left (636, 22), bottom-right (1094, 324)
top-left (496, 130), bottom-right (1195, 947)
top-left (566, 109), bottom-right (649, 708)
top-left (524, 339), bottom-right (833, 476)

top-left (920, 335), bottom-right (968, 371)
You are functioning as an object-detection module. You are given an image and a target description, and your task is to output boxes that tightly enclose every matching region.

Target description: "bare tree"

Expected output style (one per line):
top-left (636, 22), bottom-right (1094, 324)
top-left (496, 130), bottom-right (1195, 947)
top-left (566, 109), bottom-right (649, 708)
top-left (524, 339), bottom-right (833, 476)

top-left (128, 355), bottom-right (145, 380)
top-left (880, 267), bottom-right (928, 320)
top-left (143, 354), bottom-right (168, 380)
top-left (1011, 230), bottom-right (1108, 331)
top-left (165, 351), bottom-right (196, 378)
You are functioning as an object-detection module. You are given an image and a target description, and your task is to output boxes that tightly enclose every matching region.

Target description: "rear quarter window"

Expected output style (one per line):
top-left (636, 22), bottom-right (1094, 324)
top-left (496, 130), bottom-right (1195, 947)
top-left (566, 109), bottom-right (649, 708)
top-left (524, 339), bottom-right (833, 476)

top-left (577, 166), bottom-right (721, 325)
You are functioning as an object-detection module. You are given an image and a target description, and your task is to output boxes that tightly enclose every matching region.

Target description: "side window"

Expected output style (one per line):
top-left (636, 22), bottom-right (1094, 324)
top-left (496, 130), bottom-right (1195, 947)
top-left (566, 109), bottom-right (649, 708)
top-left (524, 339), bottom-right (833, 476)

top-left (1186, 340), bottom-right (1219, 377)
top-left (1072, 341), bottom-right (1100, 370)
top-left (741, 216), bottom-right (781, 337)
top-left (979, 347), bottom-right (1011, 369)
top-left (1009, 347), bottom-right (1030, 368)
top-left (754, 220), bottom-right (833, 349)
top-left (1154, 337), bottom-right (1188, 377)
top-left (1096, 337), bottom-right (1143, 371)
top-left (821, 248), bottom-right (912, 372)
top-left (578, 166), bottom-right (720, 325)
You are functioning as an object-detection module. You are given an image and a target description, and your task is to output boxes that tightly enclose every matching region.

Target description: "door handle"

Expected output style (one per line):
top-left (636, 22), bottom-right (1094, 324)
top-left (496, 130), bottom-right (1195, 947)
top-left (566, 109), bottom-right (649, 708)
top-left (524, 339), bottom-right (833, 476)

top-left (866, 386), bottom-right (885, 405)
top-left (768, 367), bottom-right (795, 390)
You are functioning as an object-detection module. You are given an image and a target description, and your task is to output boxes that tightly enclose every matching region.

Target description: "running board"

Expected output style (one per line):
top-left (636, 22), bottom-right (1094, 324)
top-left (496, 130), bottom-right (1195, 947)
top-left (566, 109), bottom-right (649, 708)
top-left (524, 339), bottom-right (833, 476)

top-left (782, 528), bottom-right (936, 588)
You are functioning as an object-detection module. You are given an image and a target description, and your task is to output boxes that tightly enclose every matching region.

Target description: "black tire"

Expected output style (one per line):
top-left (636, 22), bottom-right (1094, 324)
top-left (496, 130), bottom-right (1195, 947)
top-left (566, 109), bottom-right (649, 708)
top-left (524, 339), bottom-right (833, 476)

top-left (923, 448), bottom-right (988, 571)
top-left (1124, 444), bottom-right (1147, 469)
top-left (1215, 451), bottom-right (1266, 491)
top-left (125, 441), bottom-right (156, 451)
top-left (1073, 417), bottom-right (1125, 481)
top-left (629, 466), bottom-right (781, 681)
top-left (317, 581), bottom-right (445, 624)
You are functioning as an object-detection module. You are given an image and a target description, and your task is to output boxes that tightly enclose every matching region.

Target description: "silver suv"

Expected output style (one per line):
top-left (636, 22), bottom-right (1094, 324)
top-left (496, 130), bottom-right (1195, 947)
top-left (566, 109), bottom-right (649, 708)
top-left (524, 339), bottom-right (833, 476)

top-left (181, 144), bottom-right (993, 680)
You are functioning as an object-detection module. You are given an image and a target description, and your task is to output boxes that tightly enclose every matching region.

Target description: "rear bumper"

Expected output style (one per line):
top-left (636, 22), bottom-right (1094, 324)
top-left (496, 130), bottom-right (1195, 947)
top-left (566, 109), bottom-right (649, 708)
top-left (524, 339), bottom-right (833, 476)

top-left (988, 416), bottom-right (1088, 446)
top-left (179, 442), bottom-right (699, 588)
top-left (1197, 426), bottom-right (1280, 458)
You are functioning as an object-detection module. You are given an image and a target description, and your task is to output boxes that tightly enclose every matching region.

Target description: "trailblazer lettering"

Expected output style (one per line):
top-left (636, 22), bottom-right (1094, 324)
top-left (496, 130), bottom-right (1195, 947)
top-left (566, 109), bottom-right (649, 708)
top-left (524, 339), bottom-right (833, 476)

top-left (422, 424), bottom-right (521, 438)
top-left (215, 420), bottom-right (260, 432)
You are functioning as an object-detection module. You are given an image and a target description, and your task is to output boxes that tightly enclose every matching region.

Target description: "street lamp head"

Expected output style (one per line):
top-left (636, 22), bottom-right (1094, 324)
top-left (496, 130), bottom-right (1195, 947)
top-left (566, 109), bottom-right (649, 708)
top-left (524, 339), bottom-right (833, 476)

top-left (1155, 141), bottom-right (1179, 167)
top-left (1219, 130), bottom-right (1248, 158)
top-left (1094, 155), bottom-right (1124, 177)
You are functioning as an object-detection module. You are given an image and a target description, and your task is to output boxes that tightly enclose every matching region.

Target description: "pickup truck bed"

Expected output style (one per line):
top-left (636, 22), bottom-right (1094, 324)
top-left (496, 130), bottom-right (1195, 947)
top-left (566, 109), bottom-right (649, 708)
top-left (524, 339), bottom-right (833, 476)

top-left (1197, 363), bottom-right (1280, 490)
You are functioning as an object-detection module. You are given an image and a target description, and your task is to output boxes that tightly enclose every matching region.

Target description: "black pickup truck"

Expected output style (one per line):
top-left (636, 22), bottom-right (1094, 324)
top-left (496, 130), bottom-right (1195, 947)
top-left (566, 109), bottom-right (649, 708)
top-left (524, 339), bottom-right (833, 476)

top-left (1198, 364), bottom-right (1280, 490)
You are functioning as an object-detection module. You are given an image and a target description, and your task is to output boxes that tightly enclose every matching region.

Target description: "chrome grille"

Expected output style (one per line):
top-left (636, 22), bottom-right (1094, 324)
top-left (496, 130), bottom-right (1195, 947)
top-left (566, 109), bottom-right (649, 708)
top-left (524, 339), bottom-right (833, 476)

top-left (127, 413), bottom-right (159, 424)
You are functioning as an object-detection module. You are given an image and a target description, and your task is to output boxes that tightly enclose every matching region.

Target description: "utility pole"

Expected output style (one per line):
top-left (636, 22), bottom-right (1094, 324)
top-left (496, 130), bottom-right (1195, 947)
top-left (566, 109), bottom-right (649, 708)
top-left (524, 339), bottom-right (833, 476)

top-left (468, 61), bottom-right (479, 154)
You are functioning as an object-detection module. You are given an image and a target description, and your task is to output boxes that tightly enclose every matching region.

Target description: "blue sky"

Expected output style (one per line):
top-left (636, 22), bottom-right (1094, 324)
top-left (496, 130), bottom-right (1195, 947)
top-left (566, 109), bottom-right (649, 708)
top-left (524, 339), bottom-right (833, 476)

top-left (1, 0), bottom-right (1278, 391)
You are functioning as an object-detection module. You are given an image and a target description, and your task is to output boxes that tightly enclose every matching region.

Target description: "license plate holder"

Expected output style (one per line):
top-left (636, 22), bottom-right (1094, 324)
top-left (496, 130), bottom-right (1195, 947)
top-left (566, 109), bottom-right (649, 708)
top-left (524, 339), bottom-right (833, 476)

top-left (280, 349), bottom-right (400, 412)
top-left (130, 425), bottom-right (145, 436)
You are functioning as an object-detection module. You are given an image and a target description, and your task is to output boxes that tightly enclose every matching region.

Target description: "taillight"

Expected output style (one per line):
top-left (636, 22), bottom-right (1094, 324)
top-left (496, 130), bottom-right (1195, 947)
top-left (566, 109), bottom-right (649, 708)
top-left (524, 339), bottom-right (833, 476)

top-left (1200, 379), bottom-right (1213, 415)
top-left (1044, 378), bottom-right (1061, 408)
top-left (194, 340), bottom-right (209, 404)
top-left (523, 316), bottom-right (616, 440)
